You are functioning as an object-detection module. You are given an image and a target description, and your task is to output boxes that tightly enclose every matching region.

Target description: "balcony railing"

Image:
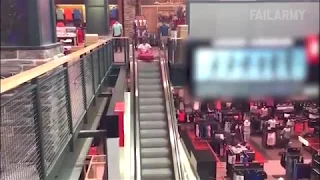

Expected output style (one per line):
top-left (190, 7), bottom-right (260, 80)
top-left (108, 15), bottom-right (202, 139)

top-left (0, 37), bottom-right (130, 180)
top-left (167, 37), bottom-right (185, 65)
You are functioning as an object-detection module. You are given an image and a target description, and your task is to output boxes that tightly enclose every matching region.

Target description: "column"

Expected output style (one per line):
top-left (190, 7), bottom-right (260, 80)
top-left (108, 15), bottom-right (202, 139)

top-left (0, 0), bottom-right (64, 77)
top-left (117, 0), bottom-right (123, 25)
top-left (85, 0), bottom-right (110, 35)
top-left (123, 0), bottom-right (136, 37)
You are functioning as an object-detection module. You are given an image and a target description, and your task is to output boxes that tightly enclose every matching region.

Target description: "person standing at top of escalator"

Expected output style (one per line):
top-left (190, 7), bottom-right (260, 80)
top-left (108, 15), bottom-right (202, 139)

top-left (112, 21), bottom-right (123, 52)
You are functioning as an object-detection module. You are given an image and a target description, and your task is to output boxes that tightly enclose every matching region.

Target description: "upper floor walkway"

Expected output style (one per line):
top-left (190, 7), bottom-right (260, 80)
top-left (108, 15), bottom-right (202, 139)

top-left (0, 37), bottom-right (193, 180)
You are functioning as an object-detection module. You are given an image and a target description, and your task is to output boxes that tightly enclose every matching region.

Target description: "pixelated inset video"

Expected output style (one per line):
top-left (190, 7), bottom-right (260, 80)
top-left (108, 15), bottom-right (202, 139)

top-left (190, 36), bottom-right (319, 99)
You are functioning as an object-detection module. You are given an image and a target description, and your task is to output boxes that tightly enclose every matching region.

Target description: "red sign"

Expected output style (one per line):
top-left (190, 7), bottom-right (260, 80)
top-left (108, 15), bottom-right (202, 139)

top-left (114, 102), bottom-right (125, 147)
top-left (306, 35), bottom-right (319, 64)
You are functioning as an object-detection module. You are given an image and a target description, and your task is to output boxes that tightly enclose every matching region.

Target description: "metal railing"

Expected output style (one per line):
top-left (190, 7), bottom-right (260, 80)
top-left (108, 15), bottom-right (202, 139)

top-left (167, 37), bottom-right (185, 65)
top-left (129, 40), bottom-right (140, 180)
top-left (159, 47), bottom-right (184, 180)
top-left (0, 37), bottom-right (130, 180)
top-left (160, 43), bottom-right (200, 179)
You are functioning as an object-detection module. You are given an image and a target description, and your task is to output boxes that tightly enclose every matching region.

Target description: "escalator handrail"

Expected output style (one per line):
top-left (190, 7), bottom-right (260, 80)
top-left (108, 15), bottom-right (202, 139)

top-left (159, 46), bottom-right (184, 180)
top-left (130, 42), bottom-right (142, 180)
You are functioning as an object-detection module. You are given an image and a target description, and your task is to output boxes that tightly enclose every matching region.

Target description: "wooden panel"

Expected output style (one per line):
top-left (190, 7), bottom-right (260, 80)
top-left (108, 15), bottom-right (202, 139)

top-left (141, 7), bottom-right (158, 33)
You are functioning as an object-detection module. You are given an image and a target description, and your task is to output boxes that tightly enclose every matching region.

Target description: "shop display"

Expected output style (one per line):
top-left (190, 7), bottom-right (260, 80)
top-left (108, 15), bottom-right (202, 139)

top-left (173, 86), bottom-right (319, 179)
top-left (55, 5), bottom-right (85, 27)
top-left (55, 4), bottom-right (85, 47)
top-left (134, 15), bottom-right (148, 46)
top-left (226, 147), bottom-right (261, 179)
top-left (140, 4), bottom-right (186, 34)
top-left (282, 147), bottom-right (306, 180)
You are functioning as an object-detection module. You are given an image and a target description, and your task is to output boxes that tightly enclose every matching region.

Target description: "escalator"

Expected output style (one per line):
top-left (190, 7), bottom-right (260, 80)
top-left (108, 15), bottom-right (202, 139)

top-left (137, 60), bottom-right (174, 179)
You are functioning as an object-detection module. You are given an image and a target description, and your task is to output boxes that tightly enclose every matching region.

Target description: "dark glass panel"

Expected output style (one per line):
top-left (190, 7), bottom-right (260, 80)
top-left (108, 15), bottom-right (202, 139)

top-left (1, 0), bottom-right (30, 46)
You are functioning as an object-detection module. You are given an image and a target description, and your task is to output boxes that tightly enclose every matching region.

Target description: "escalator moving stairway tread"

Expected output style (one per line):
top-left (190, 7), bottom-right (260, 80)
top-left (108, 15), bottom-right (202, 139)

top-left (137, 61), bottom-right (173, 180)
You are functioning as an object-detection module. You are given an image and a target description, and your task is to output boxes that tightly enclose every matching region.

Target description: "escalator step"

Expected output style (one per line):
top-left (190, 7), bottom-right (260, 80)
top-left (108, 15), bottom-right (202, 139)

top-left (141, 147), bottom-right (170, 158)
top-left (141, 157), bottom-right (171, 169)
top-left (141, 129), bottom-right (167, 138)
top-left (139, 78), bottom-right (161, 85)
top-left (140, 120), bottom-right (166, 129)
top-left (139, 98), bottom-right (163, 105)
top-left (139, 72), bottom-right (160, 78)
top-left (141, 138), bottom-right (168, 148)
top-left (139, 91), bottom-right (162, 98)
top-left (139, 85), bottom-right (162, 91)
top-left (141, 168), bottom-right (172, 180)
top-left (138, 66), bottom-right (160, 72)
top-left (140, 112), bottom-right (166, 121)
top-left (139, 105), bottom-right (165, 113)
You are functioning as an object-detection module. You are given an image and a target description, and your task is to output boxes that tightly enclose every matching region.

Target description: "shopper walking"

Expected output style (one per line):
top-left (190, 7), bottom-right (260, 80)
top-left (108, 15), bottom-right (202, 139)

top-left (112, 21), bottom-right (123, 52)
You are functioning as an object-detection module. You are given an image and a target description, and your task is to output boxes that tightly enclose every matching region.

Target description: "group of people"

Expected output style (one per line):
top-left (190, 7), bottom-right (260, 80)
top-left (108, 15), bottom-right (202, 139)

top-left (112, 21), bottom-right (153, 55)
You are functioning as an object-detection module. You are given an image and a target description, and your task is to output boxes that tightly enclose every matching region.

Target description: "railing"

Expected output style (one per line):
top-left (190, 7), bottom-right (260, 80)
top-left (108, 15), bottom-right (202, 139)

top-left (167, 37), bottom-right (185, 65)
top-left (130, 39), bottom-right (143, 180)
top-left (159, 47), bottom-right (184, 179)
top-left (129, 41), bottom-right (140, 180)
top-left (160, 43), bottom-right (200, 179)
top-left (0, 37), bottom-right (130, 180)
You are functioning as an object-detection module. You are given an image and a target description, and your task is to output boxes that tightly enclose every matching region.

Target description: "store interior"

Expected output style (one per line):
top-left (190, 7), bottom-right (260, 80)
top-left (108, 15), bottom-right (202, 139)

top-left (173, 87), bottom-right (319, 179)
top-left (51, 0), bottom-right (318, 180)
top-left (55, 1), bottom-right (120, 54)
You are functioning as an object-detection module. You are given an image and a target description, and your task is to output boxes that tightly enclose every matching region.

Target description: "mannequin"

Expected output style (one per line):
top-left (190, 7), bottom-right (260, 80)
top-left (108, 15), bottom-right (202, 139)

top-left (268, 117), bottom-right (276, 129)
top-left (282, 125), bottom-right (291, 148)
top-left (243, 119), bottom-right (251, 142)
top-left (261, 106), bottom-right (269, 118)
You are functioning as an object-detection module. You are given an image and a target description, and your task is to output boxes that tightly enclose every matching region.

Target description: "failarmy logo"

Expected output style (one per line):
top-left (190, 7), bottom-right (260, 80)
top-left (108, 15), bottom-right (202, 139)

top-left (250, 9), bottom-right (305, 21)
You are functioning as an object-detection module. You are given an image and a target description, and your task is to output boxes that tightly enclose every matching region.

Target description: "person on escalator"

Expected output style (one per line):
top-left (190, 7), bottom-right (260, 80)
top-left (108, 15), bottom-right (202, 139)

top-left (137, 39), bottom-right (152, 54)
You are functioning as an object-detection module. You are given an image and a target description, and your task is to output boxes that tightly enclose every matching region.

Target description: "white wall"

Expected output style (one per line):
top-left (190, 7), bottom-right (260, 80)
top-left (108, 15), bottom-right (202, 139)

top-left (189, 1), bottom-right (319, 39)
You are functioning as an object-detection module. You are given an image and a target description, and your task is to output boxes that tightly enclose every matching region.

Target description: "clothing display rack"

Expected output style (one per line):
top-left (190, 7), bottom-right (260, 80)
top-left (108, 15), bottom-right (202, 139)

top-left (228, 160), bottom-right (266, 180)
top-left (56, 4), bottom-right (85, 27)
top-left (133, 15), bottom-right (148, 45)
top-left (140, 4), bottom-right (186, 33)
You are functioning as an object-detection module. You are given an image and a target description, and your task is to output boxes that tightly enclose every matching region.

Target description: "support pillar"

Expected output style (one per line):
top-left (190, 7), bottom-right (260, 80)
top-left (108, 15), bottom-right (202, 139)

top-left (123, 0), bottom-right (136, 37)
top-left (85, 0), bottom-right (110, 35)
top-left (0, 0), bottom-right (64, 77)
top-left (117, 0), bottom-right (124, 25)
